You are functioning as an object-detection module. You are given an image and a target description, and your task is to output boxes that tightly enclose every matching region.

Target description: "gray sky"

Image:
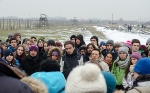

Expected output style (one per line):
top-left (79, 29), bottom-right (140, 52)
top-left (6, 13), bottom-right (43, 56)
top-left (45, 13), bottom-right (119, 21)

top-left (0, 0), bottom-right (150, 20)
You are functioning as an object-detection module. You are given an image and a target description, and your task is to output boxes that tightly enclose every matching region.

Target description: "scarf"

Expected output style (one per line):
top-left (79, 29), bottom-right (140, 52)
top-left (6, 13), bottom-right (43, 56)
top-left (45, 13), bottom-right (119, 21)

top-left (116, 54), bottom-right (130, 68)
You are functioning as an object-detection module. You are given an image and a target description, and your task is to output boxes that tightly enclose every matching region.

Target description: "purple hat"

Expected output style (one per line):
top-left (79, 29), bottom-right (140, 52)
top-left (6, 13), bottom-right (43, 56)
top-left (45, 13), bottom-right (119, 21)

top-left (130, 52), bottom-right (142, 60)
top-left (29, 45), bottom-right (38, 52)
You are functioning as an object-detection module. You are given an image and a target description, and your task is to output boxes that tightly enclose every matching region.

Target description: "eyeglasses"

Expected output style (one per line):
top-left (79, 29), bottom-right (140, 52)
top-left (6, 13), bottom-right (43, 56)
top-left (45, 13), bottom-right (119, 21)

top-left (52, 55), bottom-right (58, 57)
top-left (91, 54), bottom-right (99, 56)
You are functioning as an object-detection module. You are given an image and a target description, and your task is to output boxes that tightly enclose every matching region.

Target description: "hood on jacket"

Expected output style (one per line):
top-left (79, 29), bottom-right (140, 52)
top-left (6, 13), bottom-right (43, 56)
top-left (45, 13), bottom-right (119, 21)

top-left (21, 77), bottom-right (48, 93)
top-left (31, 72), bottom-right (66, 93)
top-left (47, 47), bottom-right (62, 62)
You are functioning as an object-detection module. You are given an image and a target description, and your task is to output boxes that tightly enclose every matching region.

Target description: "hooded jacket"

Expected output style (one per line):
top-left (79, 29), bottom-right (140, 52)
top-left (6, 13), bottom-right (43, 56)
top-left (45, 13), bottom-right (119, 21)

top-left (47, 47), bottom-right (62, 63)
top-left (31, 72), bottom-right (66, 93)
top-left (21, 77), bottom-right (48, 93)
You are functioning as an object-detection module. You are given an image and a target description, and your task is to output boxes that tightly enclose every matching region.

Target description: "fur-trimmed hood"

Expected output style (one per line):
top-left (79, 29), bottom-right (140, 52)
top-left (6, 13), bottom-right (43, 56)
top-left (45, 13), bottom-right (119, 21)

top-left (21, 77), bottom-right (48, 93)
top-left (47, 47), bottom-right (62, 62)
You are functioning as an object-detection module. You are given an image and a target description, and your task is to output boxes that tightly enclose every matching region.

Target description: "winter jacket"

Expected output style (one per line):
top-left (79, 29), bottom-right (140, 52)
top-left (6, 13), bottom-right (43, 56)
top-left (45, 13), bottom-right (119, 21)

top-left (60, 49), bottom-right (83, 79)
top-left (31, 72), bottom-right (66, 93)
top-left (0, 73), bottom-right (33, 93)
top-left (42, 51), bottom-right (48, 60)
top-left (122, 72), bottom-right (134, 90)
top-left (102, 49), bottom-right (118, 62)
top-left (126, 75), bottom-right (150, 93)
top-left (7, 45), bottom-right (16, 52)
top-left (83, 52), bottom-right (91, 63)
top-left (20, 54), bottom-right (43, 75)
top-left (86, 57), bottom-right (109, 72)
top-left (111, 60), bottom-right (127, 85)
top-left (21, 77), bottom-right (48, 93)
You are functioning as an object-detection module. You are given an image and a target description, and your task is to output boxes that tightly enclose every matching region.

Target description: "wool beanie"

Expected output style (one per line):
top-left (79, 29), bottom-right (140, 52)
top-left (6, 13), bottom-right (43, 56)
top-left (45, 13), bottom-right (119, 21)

top-left (47, 40), bottom-right (56, 46)
top-left (134, 58), bottom-right (150, 75)
top-left (90, 36), bottom-right (99, 45)
top-left (8, 33), bottom-right (13, 38)
top-left (55, 42), bottom-right (62, 47)
top-left (140, 45), bottom-right (147, 51)
top-left (70, 35), bottom-right (76, 40)
top-left (124, 40), bottom-right (132, 50)
top-left (146, 38), bottom-right (150, 44)
top-left (118, 47), bottom-right (128, 54)
top-left (65, 63), bottom-right (107, 93)
top-left (130, 52), bottom-right (142, 60)
top-left (101, 71), bottom-right (116, 93)
top-left (99, 41), bottom-right (106, 47)
top-left (106, 40), bottom-right (114, 46)
top-left (39, 58), bottom-right (60, 72)
top-left (4, 49), bottom-right (13, 57)
top-left (29, 45), bottom-right (38, 52)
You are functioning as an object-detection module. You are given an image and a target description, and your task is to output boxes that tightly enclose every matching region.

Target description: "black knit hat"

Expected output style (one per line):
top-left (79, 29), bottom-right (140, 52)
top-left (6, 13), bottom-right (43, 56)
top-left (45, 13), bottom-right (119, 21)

top-left (39, 58), bottom-right (60, 72)
top-left (76, 34), bottom-right (83, 41)
top-left (70, 35), bottom-right (76, 40)
top-left (4, 49), bottom-right (13, 58)
top-left (47, 40), bottom-right (56, 46)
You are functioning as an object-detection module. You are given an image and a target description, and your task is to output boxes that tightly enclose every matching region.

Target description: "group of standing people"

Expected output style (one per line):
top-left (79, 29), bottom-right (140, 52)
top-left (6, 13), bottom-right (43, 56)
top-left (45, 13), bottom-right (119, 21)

top-left (0, 32), bottom-right (150, 93)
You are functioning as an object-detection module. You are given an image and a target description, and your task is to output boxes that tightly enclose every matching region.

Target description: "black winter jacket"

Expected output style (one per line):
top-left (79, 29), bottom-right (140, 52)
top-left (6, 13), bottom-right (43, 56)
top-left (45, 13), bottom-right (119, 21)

top-left (20, 54), bottom-right (43, 75)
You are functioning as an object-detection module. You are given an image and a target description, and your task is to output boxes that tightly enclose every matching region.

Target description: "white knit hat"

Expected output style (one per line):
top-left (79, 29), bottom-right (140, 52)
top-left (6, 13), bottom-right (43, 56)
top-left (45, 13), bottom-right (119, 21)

top-left (65, 63), bottom-right (107, 93)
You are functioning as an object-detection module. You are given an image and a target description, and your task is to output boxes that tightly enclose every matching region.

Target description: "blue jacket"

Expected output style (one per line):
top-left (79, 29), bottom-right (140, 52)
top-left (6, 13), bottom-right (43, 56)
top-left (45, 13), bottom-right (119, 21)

top-left (7, 45), bottom-right (16, 52)
top-left (31, 72), bottom-right (66, 93)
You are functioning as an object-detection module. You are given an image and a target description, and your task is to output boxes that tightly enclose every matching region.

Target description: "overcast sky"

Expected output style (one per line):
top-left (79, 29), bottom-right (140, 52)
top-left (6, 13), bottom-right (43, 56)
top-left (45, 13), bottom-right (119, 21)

top-left (0, 0), bottom-right (150, 20)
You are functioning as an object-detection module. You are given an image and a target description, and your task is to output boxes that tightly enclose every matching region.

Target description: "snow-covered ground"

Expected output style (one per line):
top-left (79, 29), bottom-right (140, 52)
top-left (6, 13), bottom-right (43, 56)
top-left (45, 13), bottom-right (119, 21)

top-left (94, 26), bottom-right (150, 45)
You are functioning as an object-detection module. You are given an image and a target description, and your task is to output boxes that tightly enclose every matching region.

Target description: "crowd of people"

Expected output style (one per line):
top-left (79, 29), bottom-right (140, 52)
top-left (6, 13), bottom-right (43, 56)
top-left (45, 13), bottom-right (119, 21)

top-left (0, 32), bottom-right (150, 93)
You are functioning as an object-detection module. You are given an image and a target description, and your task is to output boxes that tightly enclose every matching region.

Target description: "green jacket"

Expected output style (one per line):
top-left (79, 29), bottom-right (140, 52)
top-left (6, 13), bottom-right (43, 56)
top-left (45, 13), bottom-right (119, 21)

top-left (111, 61), bottom-right (126, 85)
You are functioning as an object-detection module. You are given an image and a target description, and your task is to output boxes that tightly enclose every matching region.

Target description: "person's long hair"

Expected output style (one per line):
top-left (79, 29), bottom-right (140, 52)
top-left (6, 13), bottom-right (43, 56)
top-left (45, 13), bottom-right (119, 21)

top-left (14, 44), bottom-right (26, 60)
top-left (124, 60), bottom-right (133, 79)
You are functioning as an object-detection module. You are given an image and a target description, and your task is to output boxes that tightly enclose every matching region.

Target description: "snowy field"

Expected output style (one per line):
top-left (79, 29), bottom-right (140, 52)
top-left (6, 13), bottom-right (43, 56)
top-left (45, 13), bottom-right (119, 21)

top-left (93, 26), bottom-right (150, 45)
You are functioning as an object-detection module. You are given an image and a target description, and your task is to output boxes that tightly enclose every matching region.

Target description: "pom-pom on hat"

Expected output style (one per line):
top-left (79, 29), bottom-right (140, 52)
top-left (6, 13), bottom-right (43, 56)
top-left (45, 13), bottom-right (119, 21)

top-left (29, 45), bottom-right (38, 52)
top-left (65, 63), bottom-right (107, 93)
top-left (124, 40), bottom-right (132, 50)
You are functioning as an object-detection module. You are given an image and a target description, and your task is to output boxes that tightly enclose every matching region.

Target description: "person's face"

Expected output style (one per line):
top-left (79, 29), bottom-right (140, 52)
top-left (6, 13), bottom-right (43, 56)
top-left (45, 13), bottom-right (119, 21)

top-left (26, 41), bottom-right (32, 49)
top-left (44, 43), bottom-right (48, 51)
top-left (2, 44), bottom-right (7, 51)
top-left (76, 38), bottom-right (80, 44)
top-left (17, 46), bottom-right (24, 56)
top-left (48, 45), bottom-right (54, 50)
top-left (38, 41), bottom-right (43, 47)
top-left (134, 72), bottom-right (140, 79)
top-left (6, 55), bottom-right (13, 62)
top-left (91, 50), bottom-right (100, 60)
top-left (90, 39), bottom-right (97, 45)
top-left (16, 36), bottom-right (21, 41)
top-left (131, 58), bottom-right (138, 65)
top-left (29, 50), bottom-right (37, 57)
top-left (105, 54), bottom-right (113, 63)
top-left (65, 44), bottom-right (75, 55)
top-left (71, 38), bottom-right (75, 44)
top-left (132, 43), bottom-right (140, 52)
top-left (87, 45), bottom-right (94, 53)
top-left (52, 54), bottom-right (58, 60)
top-left (100, 45), bottom-right (106, 51)
top-left (80, 49), bottom-right (86, 55)
top-left (10, 40), bottom-right (17, 48)
top-left (119, 52), bottom-right (127, 60)
top-left (115, 47), bottom-right (120, 52)
top-left (146, 43), bottom-right (150, 48)
top-left (31, 38), bottom-right (37, 44)
top-left (106, 44), bottom-right (113, 51)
